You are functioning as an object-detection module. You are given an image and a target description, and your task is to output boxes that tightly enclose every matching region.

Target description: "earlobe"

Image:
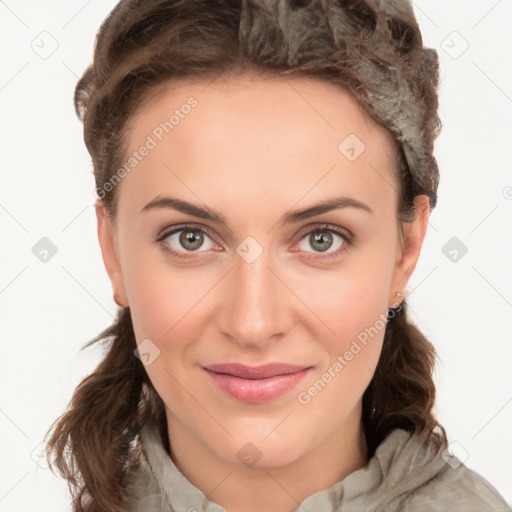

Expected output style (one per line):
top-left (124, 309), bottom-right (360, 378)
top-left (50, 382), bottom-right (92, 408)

top-left (389, 195), bottom-right (431, 305)
top-left (95, 201), bottom-right (128, 307)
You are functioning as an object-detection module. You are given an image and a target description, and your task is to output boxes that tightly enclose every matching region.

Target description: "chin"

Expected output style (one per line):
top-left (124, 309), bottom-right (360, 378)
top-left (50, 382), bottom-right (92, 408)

top-left (209, 423), bottom-right (308, 469)
top-left (227, 441), bottom-right (302, 469)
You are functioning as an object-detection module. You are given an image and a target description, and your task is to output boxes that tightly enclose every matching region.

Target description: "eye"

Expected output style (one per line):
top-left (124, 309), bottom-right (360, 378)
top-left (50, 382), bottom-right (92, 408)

top-left (156, 224), bottom-right (218, 259)
top-left (294, 224), bottom-right (352, 260)
top-left (155, 222), bottom-right (353, 262)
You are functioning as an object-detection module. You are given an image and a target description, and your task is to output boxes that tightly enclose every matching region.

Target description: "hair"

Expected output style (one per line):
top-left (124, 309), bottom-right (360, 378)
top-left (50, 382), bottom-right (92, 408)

top-left (44, 1), bottom-right (447, 511)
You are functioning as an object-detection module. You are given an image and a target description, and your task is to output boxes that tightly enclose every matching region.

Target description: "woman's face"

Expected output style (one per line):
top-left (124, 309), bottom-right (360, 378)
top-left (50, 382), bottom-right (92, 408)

top-left (97, 74), bottom-right (428, 469)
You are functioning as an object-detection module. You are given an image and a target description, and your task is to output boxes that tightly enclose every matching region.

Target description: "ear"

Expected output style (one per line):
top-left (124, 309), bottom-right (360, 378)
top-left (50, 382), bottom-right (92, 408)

top-left (388, 194), bottom-right (431, 307)
top-left (95, 201), bottom-right (128, 307)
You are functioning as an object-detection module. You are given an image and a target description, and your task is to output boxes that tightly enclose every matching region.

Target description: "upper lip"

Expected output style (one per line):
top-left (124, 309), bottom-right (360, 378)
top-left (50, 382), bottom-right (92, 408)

top-left (204, 363), bottom-right (312, 379)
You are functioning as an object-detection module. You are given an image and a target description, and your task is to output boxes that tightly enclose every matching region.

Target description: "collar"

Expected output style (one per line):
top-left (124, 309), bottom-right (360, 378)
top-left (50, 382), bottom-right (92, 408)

top-left (124, 419), bottom-right (449, 512)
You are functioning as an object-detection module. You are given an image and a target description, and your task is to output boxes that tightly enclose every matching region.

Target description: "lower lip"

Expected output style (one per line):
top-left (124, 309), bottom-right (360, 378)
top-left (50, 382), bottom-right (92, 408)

top-left (203, 367), bottom-right (311, 403)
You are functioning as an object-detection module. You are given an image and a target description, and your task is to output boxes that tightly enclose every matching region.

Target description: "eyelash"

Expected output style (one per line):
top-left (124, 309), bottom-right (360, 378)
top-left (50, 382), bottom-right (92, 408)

top-left (155, 222), bottom-right (353, 262)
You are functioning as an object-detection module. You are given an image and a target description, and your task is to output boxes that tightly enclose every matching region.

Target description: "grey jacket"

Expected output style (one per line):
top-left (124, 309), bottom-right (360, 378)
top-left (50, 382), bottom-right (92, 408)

top-left (122, 419), bottom-right (511, 511)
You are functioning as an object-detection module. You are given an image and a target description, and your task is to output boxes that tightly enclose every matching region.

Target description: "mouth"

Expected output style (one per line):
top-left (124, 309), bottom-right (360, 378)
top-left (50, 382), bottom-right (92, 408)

top-left (202, 363), bottom-right (312, 403)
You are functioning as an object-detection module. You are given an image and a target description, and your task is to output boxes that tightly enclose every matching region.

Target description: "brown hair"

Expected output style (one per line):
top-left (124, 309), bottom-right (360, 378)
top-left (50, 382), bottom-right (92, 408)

top-left (44, 1), bottom-right (447, 510)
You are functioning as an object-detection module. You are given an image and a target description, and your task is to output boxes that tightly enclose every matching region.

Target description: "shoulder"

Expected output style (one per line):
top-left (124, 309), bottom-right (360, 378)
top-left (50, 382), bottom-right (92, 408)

top-left (402, 463), bottom-right (511, 512)
top-left (366, 428), bottom-right (510, 512)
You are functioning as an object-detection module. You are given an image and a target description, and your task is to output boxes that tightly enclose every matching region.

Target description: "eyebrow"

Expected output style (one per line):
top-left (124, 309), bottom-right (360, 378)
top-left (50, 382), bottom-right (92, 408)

top-left (140, 195), bottom-right (373, 225)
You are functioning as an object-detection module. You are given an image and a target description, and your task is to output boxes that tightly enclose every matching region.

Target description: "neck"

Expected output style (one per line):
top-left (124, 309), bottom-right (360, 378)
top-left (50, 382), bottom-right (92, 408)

top-left (165, 404), bottom-right (368, 512)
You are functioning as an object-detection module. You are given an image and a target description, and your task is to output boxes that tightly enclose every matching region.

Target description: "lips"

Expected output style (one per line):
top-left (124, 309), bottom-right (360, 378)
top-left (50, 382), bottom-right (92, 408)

top-left (204, 363), bottom-right (310, 379)
top-left (203, 363), bottom-right (312, 403)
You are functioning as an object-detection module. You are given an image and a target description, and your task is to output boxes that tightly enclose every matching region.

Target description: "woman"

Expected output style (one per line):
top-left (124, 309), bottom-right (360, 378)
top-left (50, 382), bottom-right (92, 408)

top-left (44, 1), bottom-right (510, 511)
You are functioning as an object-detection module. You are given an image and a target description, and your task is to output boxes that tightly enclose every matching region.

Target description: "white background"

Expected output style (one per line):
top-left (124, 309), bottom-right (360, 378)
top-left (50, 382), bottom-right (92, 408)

top-left (0, 1), bottom-right (511, 510)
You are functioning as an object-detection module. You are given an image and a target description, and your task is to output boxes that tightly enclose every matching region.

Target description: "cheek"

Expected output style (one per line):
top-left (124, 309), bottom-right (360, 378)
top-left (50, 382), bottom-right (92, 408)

top-left (313, 290), bottom-right (387, 388)
top-left (298, 261), bottom-right (393, 348)
top-left (295, 280), bottom-right (388, 422)
top-left (121, 242), bottom-right (209, 342)
top-left (124, 270), bottom-right (175, 342)
top-left (123, 260), bottom-right (207, 405)
top-left (291, 251), bottom-right (393, 403)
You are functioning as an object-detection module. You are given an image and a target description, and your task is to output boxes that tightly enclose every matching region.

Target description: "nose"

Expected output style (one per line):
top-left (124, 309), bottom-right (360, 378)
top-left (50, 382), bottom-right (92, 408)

top-left (216, 247), bottom-right (294, 349)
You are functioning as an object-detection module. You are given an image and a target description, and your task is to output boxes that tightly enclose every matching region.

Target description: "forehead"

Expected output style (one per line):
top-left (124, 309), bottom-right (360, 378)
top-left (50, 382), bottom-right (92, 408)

top-left (118, 74), bottom-right (399, 218)
top-left (131, 73), bottom-right (393, 146)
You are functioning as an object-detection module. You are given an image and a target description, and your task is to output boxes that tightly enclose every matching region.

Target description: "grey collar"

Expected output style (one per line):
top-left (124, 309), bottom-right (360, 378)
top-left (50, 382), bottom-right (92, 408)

top-left (123, 419), bottom-right (453, 512)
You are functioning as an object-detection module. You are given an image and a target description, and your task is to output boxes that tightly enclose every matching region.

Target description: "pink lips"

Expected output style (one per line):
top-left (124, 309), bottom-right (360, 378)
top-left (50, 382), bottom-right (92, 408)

top-left (203, 363), bottom-right (311, 403)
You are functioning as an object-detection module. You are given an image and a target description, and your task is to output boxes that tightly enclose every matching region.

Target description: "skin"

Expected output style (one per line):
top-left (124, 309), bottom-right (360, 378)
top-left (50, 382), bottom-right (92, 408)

top-left (96, 72), bottom-right (430, 512)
